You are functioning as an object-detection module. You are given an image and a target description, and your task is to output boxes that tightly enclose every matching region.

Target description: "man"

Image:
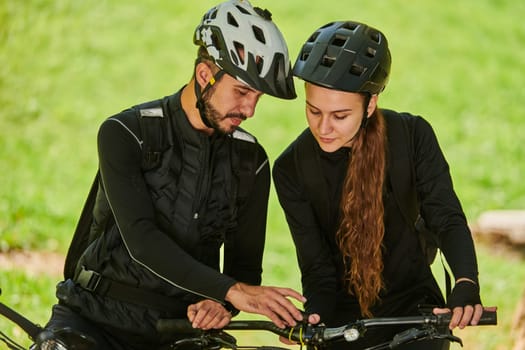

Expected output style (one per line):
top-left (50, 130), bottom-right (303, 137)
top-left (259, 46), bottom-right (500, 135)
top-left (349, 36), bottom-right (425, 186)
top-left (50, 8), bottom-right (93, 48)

top-left (36, 1), bottom-right (303, 349)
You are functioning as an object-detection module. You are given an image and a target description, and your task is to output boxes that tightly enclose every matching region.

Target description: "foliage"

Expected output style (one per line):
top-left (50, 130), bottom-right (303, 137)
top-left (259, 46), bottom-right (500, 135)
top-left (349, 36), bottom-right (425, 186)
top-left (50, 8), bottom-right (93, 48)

top-left (0, 271), bottom-right (57, 349)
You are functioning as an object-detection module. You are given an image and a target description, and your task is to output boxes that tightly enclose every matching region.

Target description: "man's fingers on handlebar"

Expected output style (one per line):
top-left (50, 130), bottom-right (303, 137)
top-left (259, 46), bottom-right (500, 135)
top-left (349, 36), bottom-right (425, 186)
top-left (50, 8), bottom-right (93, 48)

top-left (197, 310), bottom-right (231, 330)
top-left (264, 289), bottom-right (305, 328)
top-left (271, 287), bottom-right (307, 323)
top-left (187, 300), bottom-right (232, 330)
top-left (263, 296), bottom-right (302, 328)
top-left (266, 309), bottom-right (291, 329)
top-left (225, 283), bottom-right (306, 328)
top-left (267, 286), bottom-right (306, 321)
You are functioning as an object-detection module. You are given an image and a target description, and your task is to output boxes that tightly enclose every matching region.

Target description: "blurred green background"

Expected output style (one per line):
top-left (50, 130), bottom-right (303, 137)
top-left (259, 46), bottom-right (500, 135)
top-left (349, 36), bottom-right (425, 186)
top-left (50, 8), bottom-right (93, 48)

top-left (1, 0), bottom-right (524, 349)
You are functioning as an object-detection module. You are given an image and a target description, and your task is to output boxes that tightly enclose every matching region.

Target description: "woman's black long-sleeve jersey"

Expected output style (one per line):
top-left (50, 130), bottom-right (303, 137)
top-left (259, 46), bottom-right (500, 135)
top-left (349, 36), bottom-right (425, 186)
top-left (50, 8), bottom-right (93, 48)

top-left (273, 110), bottom-right (479, 325)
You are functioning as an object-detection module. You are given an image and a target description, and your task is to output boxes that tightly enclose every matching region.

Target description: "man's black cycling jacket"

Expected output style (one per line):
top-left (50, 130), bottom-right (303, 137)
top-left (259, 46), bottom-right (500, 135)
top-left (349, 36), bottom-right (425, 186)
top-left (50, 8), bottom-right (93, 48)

top-left (56, 89), bottom-right (270, 337)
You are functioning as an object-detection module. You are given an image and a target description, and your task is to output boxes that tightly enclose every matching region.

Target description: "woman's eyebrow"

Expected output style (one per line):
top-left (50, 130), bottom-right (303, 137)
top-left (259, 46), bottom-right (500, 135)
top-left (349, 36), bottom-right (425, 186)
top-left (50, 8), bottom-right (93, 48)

top-left (305, 100), bottom-right (353, 113)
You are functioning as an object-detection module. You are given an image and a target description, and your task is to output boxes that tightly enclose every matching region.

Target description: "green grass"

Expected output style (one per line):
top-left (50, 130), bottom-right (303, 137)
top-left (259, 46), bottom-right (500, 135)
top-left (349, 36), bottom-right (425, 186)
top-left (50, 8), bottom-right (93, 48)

top-left (1, 0), bottom-right (524, 349)
top-left (0, 271), bottom-right (57, 349)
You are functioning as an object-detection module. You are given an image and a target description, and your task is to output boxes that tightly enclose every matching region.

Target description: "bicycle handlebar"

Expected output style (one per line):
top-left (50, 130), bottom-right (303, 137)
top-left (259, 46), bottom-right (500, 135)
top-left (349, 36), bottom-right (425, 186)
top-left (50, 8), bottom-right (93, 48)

top-left (1, 287), bottom-right (497, 350)
top-left (0, 301), bottom-right (43, 340)
top-left (157, 308), bottom-right (497, 346)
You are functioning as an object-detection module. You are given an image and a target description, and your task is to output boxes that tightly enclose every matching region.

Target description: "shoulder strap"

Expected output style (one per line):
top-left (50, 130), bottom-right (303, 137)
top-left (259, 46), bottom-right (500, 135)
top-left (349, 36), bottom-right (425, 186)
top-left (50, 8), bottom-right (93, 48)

top-left (63, 171), bottom-right (100, 280)
top-left (385, 110), bottom-right (451, 297)
top-left (293, 129), bottom-right (331, 230)
top-left (136, 100), bottom-right (169, 170)
top-left (385, 110), bottom-right (419, 226)
top-left (231, 128), bottom-right (259, 204)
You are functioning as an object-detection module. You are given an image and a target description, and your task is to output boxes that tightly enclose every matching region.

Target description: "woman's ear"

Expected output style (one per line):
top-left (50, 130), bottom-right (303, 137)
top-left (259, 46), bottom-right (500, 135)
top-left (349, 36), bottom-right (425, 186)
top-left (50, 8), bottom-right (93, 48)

top-left (366, 94), bottom-right (379, 118)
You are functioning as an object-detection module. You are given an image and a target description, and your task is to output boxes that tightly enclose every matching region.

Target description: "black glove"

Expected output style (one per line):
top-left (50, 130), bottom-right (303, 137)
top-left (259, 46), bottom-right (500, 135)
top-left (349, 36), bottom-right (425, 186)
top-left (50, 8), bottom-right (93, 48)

top-left (446, 281), bottom-right (482, 309)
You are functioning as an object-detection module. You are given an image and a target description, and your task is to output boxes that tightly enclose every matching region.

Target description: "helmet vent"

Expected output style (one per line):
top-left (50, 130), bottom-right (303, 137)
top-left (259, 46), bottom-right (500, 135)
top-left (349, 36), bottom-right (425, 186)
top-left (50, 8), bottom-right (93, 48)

top-left (349, 64), bottom-right (365, 76)
top-left (230, 49), bottom-right (239, 65)
top-left (235, 5), bottom-right (251, 15)
top-left (365, 47), bottom-right (377, 58)
top-left (321, 55), bottom-right (336, 68)
top-left (300, 52), bottom-right (310, 61)
top-left (206, 8), bottom-right (218, 20)
top-left (227, 12), bottom-right (239, 27)
top-left (369, 31), bottom-right (380, 44)
top-left (256, 57), bottom-right (265, 74)
top-left (341, 22), bottom-right (359, 31)
top-left (252, 26), bottom-right (266, 44)
top-left (307, 32), bottom-right (320, 43)
top-left (233, 41), bottom-right (245, 64)
top-left (331, 34), bottom-right (347, 47)
top-left (254, 7), bottom-right (273, 20)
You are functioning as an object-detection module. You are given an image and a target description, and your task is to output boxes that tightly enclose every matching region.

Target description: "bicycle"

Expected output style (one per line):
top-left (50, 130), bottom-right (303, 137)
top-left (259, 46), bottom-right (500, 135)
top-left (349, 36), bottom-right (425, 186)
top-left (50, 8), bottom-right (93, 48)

top-left (1, 287), bottom-right (497, 350)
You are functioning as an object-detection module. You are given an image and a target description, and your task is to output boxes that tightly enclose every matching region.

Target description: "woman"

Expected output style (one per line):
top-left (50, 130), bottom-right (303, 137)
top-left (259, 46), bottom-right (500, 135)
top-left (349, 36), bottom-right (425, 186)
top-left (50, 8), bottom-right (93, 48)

top-left (273, 21), bottom-right (483, 349)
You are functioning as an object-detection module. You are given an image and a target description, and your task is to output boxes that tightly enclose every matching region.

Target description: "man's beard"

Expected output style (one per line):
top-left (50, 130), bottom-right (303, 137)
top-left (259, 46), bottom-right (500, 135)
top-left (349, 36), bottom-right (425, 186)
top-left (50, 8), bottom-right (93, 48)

top-left (202, 87), bottom-right (247, 135)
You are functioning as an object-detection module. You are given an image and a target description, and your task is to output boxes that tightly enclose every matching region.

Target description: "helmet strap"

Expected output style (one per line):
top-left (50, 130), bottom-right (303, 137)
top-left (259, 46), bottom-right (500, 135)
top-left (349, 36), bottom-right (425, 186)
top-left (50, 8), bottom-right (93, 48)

top-left (194, 67), bottom-right (226, 128)
top-left (360, 94), bottom-right (372, 129)
top-left (346, 94), bottom-right (372, 145)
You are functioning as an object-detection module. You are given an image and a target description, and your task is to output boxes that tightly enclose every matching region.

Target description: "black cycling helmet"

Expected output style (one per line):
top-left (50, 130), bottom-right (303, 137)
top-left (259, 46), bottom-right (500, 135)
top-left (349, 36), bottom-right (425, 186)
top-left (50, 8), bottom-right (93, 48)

top-left (293, 21), bottom-right (391, 95)
top-left (194, 0), bottom-right (296, 99)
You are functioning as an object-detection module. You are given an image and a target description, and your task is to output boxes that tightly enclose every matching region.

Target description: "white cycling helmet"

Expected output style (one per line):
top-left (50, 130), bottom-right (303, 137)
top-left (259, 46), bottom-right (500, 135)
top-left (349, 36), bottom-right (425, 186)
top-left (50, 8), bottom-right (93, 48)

top-left (194, 0), bottom-right (296, 99)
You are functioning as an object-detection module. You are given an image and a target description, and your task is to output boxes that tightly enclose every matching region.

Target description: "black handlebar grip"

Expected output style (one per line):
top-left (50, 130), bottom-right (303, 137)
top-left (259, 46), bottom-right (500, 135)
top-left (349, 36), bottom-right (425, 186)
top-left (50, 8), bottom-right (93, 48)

top-left (436, 309), bottom-right (497, 326)
top-left (477, 310), bottom-right (497, 325)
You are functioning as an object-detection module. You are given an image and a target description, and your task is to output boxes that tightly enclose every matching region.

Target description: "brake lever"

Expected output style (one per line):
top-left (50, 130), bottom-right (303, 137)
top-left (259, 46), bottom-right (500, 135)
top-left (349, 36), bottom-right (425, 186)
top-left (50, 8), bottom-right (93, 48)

top-left (207, 331), bottom-right (237, 349)
top-left (434, 332), bottom-right (463, 346)
top-left (172, 330), bottom-right (237, 350)
top-left (389, 326), bottom-right (463, 348)
top-left (389, 328), bottom-right (429, 348)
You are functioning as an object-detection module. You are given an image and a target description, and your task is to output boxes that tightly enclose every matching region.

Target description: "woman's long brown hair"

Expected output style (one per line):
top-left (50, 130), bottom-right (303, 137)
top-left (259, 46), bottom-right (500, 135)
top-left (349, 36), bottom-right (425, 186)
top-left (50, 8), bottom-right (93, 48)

top-left (336, 104), bottom-right (387, 318)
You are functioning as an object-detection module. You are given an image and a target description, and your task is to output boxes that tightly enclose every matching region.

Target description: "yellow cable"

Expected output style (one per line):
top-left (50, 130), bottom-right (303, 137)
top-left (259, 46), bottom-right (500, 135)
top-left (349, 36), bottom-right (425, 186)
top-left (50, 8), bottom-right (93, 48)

top-left (288, 326), bottom-right (294, 342)
top-left (299, 325), bottom-right (305, 346)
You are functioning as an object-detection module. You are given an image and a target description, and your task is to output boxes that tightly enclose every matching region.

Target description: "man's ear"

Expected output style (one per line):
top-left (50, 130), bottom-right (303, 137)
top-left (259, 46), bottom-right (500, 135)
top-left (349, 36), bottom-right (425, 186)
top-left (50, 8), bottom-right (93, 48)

top-left (195, 62), bottom-right (214, 89)
top-left (366, 94), bottom-right (379, 117)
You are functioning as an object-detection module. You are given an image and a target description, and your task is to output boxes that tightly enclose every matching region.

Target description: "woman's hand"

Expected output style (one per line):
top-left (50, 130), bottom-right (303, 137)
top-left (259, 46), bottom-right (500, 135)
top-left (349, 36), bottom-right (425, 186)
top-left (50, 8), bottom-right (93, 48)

top-left (433, 278), bottom-right (483, 329)
top-left (433, 304), bottom-right (484, 330)
top-left (187, 299), bottom-right (232, 330)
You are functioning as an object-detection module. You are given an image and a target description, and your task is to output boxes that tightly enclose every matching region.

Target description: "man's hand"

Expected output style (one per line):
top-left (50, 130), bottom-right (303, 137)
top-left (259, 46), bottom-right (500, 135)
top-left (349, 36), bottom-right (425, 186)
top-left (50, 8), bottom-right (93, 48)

top-left (225, 282), bottom-right (306, 328)
top-left (187, 299), bottom-right (232, 330)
